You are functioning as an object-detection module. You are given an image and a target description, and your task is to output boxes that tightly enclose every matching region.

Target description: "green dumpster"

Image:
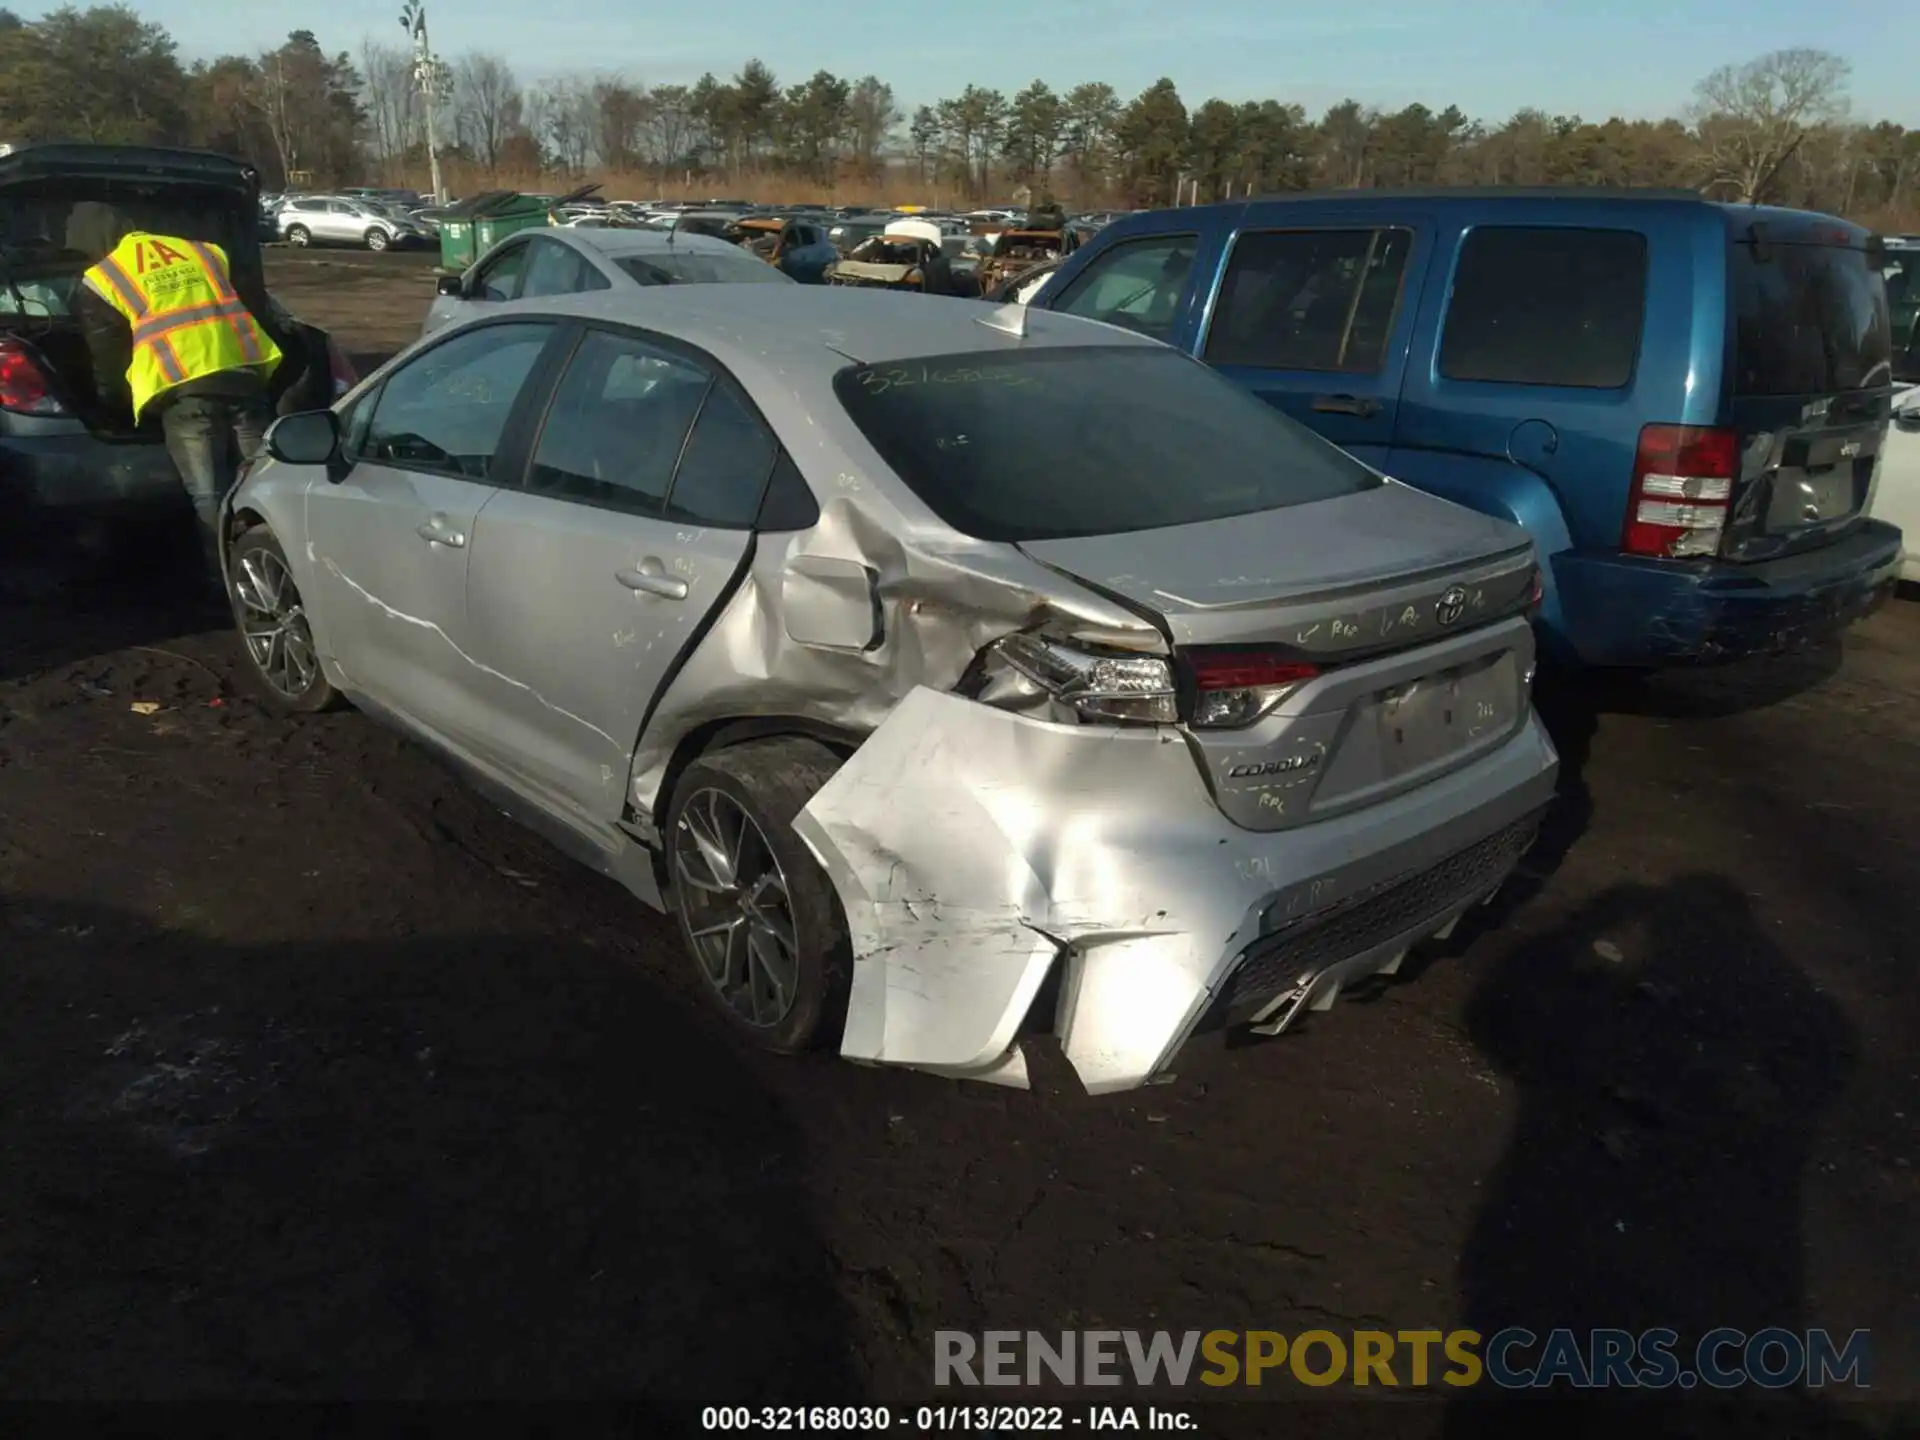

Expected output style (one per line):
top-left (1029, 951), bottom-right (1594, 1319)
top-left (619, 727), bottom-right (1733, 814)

top-left (435, 181), bottom-right (605, 272)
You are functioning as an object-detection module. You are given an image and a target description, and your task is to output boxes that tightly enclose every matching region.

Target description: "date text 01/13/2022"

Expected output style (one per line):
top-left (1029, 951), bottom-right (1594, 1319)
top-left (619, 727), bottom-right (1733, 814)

top-left (699, 1404), bottom-right (1200, 1431)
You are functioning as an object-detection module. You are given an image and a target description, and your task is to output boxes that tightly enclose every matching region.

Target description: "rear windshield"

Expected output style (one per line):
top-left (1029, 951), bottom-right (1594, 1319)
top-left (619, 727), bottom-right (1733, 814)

top-left (832, 345), bottom-right (1381, 542)
top-left (614, 250), bottom-right (789, 286)
top-left (1731, 239), bottom-right (1892, 395)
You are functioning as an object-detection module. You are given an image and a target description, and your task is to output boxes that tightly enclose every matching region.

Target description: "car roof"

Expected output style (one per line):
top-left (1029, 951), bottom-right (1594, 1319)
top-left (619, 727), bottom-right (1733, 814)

top-left (481, 285), bottom-right (1163, 376)
top-left (557, 227), bottom-right (742, 259)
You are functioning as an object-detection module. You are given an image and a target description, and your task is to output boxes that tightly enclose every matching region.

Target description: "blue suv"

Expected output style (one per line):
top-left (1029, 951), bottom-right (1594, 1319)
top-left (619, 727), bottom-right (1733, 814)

top-left (1027, 189), bottom-right (1905, 669)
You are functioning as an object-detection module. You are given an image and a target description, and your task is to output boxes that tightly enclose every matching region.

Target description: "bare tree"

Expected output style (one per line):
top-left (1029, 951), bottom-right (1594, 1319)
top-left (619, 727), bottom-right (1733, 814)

top-left (359, 39), bottom-right (415, 167)
top-left (532, 75), bottom-right (595, 172)
top-left (1692, 48), bottom-right (1851, 201)
top-left (454, 51), bottom-right (520, 173)
top-left (590, 76), bottom-right (648, 171)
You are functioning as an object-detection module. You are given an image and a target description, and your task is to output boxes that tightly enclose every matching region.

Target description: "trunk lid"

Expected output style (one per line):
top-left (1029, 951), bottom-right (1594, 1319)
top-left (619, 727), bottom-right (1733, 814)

top-left (1019, 481), bottom-right (1532, 650)
top-left (1720, 218), bottom-right (1894, 563)
top-left (1021, 484), bottom-right (1540, 832)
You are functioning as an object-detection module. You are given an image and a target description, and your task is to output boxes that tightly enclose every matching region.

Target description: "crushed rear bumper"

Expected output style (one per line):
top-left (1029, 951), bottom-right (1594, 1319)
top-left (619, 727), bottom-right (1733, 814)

top-left (792, 686), bottom-right (1559, 1094)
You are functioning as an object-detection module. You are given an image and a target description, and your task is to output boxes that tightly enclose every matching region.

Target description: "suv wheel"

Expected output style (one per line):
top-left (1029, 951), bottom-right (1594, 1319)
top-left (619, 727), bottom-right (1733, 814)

top-left (284, 224), bottom-right (311, 247)
top-left (364, 227), bottom-right (389, 252)
top-left (666, 737), bottom-right (851, 1053)
top-left (228, 526), bottom-right (339, 713)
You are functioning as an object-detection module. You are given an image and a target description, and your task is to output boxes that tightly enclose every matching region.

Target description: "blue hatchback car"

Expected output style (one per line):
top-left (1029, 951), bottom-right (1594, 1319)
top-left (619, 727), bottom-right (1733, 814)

top-left (1027, 189), bottom-right (1905, 668)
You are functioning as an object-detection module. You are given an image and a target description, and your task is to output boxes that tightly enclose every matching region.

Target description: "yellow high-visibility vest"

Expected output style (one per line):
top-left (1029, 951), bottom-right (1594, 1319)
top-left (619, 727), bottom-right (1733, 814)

top-left (81, 232), bottom-right (283, 421)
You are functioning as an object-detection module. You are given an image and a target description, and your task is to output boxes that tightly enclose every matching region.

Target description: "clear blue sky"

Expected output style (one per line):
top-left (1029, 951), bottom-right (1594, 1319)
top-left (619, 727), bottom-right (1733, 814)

top-left (45, 0), bottom-right (1919, 124)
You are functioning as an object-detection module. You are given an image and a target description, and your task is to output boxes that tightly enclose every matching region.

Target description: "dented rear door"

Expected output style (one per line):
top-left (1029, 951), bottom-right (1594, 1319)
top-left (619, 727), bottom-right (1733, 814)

top-left (459, 326), bottom-right (762, 825)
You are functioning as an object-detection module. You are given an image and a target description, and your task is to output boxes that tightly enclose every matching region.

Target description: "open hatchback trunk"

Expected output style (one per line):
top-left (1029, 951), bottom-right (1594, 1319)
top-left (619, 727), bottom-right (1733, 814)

top-left (0, 144), bottom-right (343, 439)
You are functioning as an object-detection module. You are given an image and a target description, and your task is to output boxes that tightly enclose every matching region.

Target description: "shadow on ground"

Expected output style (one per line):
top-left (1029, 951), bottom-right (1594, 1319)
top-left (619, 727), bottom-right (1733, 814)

top-left (1444, 873), bottom-right (1871, 1436)
top-left (0, 896), bottom-right (854, 1402)
top-left (1479, 642), bottom-right (1846, 928)
top-left (0, 512), bottom-right (221, 683)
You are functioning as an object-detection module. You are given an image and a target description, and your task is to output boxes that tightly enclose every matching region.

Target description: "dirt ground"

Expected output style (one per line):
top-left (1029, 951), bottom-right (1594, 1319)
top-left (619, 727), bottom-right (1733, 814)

top-left (2, 249), bottom-right (1917, 1430)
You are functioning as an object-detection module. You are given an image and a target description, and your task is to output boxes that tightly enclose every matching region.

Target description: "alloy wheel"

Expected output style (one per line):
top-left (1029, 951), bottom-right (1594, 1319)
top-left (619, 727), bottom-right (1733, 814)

top-left (673, 787), bottom-right (801, 1028)
top-left (233, 548), bottom-right (320, 699)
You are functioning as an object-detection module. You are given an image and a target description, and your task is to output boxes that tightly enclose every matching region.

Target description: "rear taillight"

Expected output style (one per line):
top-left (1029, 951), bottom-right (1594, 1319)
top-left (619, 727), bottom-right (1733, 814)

top-left (0, 340), bottom-right (67, 416)
top-left (987, 632), bottom-right (1178, 724)
top-left (1622, 424), bottom-right (1737, 559)
top-left (1527, 567), bottom-right (1545, 610)
top-left (1188, 648), bottom-right (1321, 729)
top-left (327, 338), bottom-right (358, 398)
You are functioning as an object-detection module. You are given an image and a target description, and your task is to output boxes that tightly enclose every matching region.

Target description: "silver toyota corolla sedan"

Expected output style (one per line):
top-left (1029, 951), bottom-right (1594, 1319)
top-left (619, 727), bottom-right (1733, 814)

top-left (217, 287), bottom-right (1559, 1094)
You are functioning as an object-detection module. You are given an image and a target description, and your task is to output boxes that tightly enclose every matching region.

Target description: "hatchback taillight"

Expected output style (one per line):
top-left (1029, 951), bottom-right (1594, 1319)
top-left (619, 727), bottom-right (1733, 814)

top-left (0, 340), bottom-right (66, 416)
top-left (1622, 424), bottom-right (1738, 559)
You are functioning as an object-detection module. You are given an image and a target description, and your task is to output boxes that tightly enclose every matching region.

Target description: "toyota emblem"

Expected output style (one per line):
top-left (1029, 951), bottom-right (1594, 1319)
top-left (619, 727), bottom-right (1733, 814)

top-left (1435, 586), bottom-right (1468, 626)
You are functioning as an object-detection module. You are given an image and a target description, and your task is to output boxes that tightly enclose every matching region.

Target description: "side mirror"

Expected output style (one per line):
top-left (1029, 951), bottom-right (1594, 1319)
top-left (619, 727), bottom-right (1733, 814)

top-left (436, 273), bottom-right (464, 298)
top-left (265, 409), bottom-right (341, 467)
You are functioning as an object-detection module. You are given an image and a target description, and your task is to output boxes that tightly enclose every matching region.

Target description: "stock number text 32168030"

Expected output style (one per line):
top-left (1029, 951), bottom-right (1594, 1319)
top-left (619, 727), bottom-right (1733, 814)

top-left (700, 1405), bottom-right (1076, 1431)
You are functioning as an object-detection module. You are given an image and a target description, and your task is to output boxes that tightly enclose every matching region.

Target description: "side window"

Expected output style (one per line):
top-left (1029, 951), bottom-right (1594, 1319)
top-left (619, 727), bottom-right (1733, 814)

top-left (340, 382), bottom-right (381, 457)
top-left (473, 243), bottom-right (528, 303)
top-left (526, 329), bottom-right (711, 516)
top-left (1439, 226), bottom-right (1648, 389)
top-left (1052, 234), bottom-right (1199, 341)
top-left (1203, 228), bottom-right (1412, 373)
top-left (578, 260), bottom-right (612, 293)
top-left (665, 383), bottom-right (778, 527)
top-left (521, 239), bottom-right (589, 298)
top-left (758, 451), bottom-right (821, 530)
top-left (362, 322), bottom-right (552, 480)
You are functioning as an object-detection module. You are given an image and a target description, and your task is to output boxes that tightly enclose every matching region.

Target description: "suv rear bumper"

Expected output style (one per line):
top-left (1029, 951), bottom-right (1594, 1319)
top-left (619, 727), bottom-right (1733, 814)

top-left (0, 432), bottom-right (180, 516)
top-left (1551, 520), bottom-right (1903, 667)
top-left (791, 685), bottom-right (1560, 1095)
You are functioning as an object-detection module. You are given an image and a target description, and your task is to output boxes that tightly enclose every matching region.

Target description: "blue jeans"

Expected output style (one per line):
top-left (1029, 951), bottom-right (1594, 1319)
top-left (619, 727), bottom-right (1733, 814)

top-left (159, 391), bottom-right (272, 579)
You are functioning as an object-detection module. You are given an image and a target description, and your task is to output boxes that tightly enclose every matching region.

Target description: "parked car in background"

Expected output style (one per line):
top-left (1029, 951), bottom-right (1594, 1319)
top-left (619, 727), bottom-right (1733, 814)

top-left (1868, 386), bottom-right (1919, 585)
top-left (0, 144), bottom-right (355, 542)
top-left (829, 217), bottom-right (889, 254)
top-left (1882, 235), bottom-right (1920, 384)
top-left (276, 193), bottom-right (433, 251)
top-left (1030, 189), bottom-right (1903, 670)
top-left (219, 286), bottom-right (1556, 1094)
top-left (422, 224), bottom-right (792, 338)
top-left (726, 216), bottom-right (839, 283)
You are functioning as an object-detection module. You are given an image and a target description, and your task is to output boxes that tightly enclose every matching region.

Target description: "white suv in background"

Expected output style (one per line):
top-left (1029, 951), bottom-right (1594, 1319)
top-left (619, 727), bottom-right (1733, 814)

top-left (275, 195), bottom-right (431, 252)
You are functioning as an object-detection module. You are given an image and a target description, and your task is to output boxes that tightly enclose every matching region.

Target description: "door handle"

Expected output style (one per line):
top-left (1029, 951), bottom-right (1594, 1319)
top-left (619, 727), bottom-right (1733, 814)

top-left (415, 516), bottom-right (465, 548)
top-left (616, 558), bottom-right (689, 600)
top-left (1312, 394), bottom-right (1381, 417)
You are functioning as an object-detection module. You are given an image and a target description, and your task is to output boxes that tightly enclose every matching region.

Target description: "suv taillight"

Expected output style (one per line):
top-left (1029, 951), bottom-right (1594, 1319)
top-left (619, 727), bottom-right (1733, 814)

top-left (0, 340), bottom-right (67, 416)
top-left (1622, 424), bottom-right (1738, 559)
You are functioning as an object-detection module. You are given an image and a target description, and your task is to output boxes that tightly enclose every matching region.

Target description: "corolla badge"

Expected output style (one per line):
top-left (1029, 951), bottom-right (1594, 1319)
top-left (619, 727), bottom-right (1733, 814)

top-left (1435, 585), bottom-right (1469, 626)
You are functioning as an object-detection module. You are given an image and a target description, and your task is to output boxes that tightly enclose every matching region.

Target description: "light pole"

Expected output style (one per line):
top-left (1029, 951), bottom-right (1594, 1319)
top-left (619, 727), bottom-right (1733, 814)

top-left (400, 1), bottom-right (448, 205)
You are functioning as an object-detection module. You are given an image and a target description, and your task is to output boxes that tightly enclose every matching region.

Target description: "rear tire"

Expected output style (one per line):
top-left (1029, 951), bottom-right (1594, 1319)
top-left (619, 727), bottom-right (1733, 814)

top-left (285, 224), bottom-right (310, 247)
top-left (665, 737), bottom-right (851, 1053)
top-left (365, 228), bottom-right (389, 252)
top-left (227, 525), bottom-right (340, 714)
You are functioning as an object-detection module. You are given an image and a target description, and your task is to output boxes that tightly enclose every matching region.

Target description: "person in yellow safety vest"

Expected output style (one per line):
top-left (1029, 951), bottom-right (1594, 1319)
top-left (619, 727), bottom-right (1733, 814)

top-left (73, 209), bottom-right (283, 594)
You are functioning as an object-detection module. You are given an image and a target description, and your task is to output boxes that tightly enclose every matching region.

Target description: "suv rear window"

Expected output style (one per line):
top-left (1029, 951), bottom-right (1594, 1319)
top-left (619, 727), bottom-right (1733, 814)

top-left (1731, 239), bottom-right (1892, 396)
top-left (1439, 226), bottom-right (1648, 389)
top-left (832, 345), bottom-right (1380, 542)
